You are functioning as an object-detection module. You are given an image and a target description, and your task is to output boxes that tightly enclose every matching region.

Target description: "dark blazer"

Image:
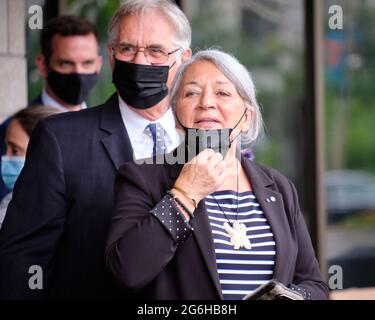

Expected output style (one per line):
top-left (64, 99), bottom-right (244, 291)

top-left (0, 94), bottom-right (133, 299)
top-left (106, 153), bottom-right (329, 300)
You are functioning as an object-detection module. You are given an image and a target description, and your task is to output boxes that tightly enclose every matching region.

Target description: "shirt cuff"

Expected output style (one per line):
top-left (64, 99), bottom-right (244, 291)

top-left (289, 284), bottom-right (312, 300)
top-left (149, 194), bottom-right (194, 245)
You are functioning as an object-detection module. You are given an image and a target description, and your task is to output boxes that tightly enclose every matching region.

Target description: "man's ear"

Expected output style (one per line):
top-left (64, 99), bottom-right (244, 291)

top-left (35, 54), bottom-right (48, 78)
top-left (181, 48), bottom-right (192, 62)
top-left (107, 45), bottom-right (115, 70)
top-left (96, 55), bottom-right (103, 73)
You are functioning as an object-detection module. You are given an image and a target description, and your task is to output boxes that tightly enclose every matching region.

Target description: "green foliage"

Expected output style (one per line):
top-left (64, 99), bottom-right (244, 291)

top-left (324, 3), bottom-right (375, 173)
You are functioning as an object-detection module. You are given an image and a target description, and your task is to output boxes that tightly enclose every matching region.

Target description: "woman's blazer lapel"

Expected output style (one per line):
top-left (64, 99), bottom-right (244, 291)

top-left (241, 157), bottom-right (296, 283)
top-left (167, 162), bottom-right (223, 298)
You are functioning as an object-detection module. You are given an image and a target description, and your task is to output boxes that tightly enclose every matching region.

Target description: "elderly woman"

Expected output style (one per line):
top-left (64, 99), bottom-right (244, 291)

top-left (105, 49), bottom-right (329, 300)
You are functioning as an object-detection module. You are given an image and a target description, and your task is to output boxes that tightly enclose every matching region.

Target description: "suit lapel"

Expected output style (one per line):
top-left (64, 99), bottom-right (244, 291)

top-left (241, 157), bottom-right (294, 283)
top-left (189, 202), bottom-right (223, 298)
top-left (167, 157), bottom-right (223, 299)
top-left (100, 94), bottom-right (134, 170)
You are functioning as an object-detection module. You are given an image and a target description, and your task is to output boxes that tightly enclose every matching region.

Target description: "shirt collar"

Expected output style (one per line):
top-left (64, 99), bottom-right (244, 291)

top-left (41, 89), bottom-right (87, 112)
top-left (118, 95), bottom-right (178, 141)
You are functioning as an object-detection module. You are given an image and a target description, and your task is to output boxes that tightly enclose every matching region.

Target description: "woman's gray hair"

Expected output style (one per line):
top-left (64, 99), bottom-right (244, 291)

top-left (108, 0), bottom-right (192, 50)
top-left (170, 49), bottom-right (264, 145)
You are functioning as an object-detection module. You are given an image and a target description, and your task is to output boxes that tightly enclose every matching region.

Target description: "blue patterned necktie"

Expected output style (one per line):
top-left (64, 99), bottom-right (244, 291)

top-left (146, 123), bottom-right (167, 156)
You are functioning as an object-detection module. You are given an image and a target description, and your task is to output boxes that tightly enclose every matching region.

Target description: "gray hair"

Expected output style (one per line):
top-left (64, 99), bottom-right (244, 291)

top-left (108, 0), bottom-right (192, 50)
top-left (170, 49), bottom-right (264, 145)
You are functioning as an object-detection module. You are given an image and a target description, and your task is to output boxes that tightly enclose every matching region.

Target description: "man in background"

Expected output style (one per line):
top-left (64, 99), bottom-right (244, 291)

top-left (0, 15), bottom-right (102, 200)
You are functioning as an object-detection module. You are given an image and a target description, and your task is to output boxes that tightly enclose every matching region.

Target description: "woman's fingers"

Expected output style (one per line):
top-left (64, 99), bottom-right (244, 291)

top-left (175, 149), bottom-right (228, 201)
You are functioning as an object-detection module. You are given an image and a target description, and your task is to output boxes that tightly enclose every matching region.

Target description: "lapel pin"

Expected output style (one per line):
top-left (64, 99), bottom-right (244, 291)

top-left (266, 196), bottom-right (276, 203)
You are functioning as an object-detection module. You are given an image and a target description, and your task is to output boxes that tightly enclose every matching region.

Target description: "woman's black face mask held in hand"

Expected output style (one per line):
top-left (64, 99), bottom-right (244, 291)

top-left (112, 59), bottom-right (169, 109)
top-left (177, 108), bottom-right (247, 158)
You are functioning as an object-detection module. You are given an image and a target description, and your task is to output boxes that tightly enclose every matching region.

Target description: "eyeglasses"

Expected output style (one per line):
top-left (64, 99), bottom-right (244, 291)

top-left (112, 44), bottom-right (181, 64)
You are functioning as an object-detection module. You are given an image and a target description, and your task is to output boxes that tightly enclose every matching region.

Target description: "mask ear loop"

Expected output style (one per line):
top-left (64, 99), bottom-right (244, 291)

top-left (169, 48), bottom-right (183, 70)
top-left (169, 61), bottom-right (177, 70)
top-left (229, 107), bottom-right (248, 145)
top-left (111, 47), bottom-right (117, 59)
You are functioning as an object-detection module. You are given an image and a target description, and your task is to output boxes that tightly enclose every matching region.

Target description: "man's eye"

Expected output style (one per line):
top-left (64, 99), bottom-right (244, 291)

top-left (59, 61), bottom-right (71, 67)
top-left (150, 47), bottom-right (163, 53)
top-left (119, 45), bottom-right (134, 53)
top-left (148, 47), bottom-right (165, 57)
top-left (83, 61), bottom-right (94, 67)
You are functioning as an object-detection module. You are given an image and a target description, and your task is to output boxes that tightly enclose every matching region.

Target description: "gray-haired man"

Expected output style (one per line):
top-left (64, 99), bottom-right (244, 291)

top-left (0, 0), bottom-right (192, 299)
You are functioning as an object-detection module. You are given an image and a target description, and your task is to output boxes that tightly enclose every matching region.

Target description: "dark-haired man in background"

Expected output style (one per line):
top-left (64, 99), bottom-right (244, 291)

top-left (0, 15), bottom-right (102, 200)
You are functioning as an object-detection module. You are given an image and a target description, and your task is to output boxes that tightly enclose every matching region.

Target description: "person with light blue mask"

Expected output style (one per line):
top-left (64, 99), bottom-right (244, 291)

top-left (0, 106), bottom-right (61, 229)
top-left (1, 157), bottom-right (25, 191)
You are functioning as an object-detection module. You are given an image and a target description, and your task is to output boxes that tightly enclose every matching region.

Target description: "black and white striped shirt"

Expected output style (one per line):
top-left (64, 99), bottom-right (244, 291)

top-left (205, 190), bottom-right (276, 300)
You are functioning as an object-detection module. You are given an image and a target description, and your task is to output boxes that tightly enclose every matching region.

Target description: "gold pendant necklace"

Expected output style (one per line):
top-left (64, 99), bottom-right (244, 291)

top-left (211, 159), bottom-right (252, 250)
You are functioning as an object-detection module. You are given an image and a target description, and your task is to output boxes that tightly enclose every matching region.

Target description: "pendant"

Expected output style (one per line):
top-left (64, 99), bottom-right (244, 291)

top-left (223, 221), bottom-right (252, 250)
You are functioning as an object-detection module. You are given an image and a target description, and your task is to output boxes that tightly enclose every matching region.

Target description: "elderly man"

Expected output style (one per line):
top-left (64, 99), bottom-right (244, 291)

top-left (0, 0), bottom-right (192, 299)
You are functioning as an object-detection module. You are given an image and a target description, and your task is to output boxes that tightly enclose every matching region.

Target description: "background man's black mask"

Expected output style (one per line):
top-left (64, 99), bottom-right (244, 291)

top-left (47, 70), bottom-right (98, 105)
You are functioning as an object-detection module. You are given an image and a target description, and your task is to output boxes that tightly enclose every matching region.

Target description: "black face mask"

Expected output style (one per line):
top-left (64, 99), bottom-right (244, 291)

top-left (177, 109), bottom-right (247, 159)
top-left (47, 70), bottom-right (98, 105)
top-left (112, 59), bottom-right (169, 109)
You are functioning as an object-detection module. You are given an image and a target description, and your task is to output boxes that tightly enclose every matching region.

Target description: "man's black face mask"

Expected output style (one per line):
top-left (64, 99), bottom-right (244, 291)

top-left (112, 59), bottom-right (169, 109)
top-left (47, 70), bottom-right (98, 105)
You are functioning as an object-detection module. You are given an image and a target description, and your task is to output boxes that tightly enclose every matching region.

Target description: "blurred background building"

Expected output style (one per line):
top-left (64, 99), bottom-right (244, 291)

top-left (0, 0), bottom-right (374, 297)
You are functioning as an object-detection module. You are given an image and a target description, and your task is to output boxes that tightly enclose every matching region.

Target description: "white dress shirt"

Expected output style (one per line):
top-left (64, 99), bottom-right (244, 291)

top-left (41, 89), bottom-right (87, 111)
top-left (0, 192), bottom-right (12, 230)
top-left (118, 96), bottom-right (183, 160)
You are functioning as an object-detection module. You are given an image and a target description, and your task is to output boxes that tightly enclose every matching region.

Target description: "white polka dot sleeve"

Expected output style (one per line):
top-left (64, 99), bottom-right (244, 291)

top-left (149, 194), bottom-right (194, 244)
top-left (289, 284), bottom-right (312, 300)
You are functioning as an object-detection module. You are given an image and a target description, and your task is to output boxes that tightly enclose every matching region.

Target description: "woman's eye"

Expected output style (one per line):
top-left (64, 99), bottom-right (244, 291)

top-left (185, 91), bottom-right (199, 97)
top-left (217, 91), bottom-right (230, 97)
top-left (12, 148), bottom-right (20, 156)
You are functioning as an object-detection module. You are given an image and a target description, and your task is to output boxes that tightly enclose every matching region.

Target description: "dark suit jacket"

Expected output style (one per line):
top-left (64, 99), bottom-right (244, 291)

top-left (106, 153), bottom-right (329, 300)
top-left (0, 94), bottom-right (133, 299)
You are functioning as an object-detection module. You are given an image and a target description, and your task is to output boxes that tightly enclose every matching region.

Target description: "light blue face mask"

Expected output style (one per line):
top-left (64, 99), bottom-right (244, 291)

top-left (1, 156), bottom-right (25, 191)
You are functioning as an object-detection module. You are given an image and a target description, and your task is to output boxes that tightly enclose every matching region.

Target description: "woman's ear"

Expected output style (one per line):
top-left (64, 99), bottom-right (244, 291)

top-left (242, 106), bottom-right (254, 133)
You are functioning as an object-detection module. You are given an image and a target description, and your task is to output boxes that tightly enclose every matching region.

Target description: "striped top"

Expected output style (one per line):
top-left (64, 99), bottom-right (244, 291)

top-left (205, 190), bottom-right (276, 300)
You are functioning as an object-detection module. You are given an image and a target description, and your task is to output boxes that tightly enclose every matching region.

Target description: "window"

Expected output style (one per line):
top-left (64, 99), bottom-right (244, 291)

top-left (323, 0), bottom-right (375, 289)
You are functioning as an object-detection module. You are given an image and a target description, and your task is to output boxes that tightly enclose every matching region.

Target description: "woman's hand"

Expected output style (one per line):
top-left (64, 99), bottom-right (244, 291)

top-left (173, 149), bottom-right (227, 205)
